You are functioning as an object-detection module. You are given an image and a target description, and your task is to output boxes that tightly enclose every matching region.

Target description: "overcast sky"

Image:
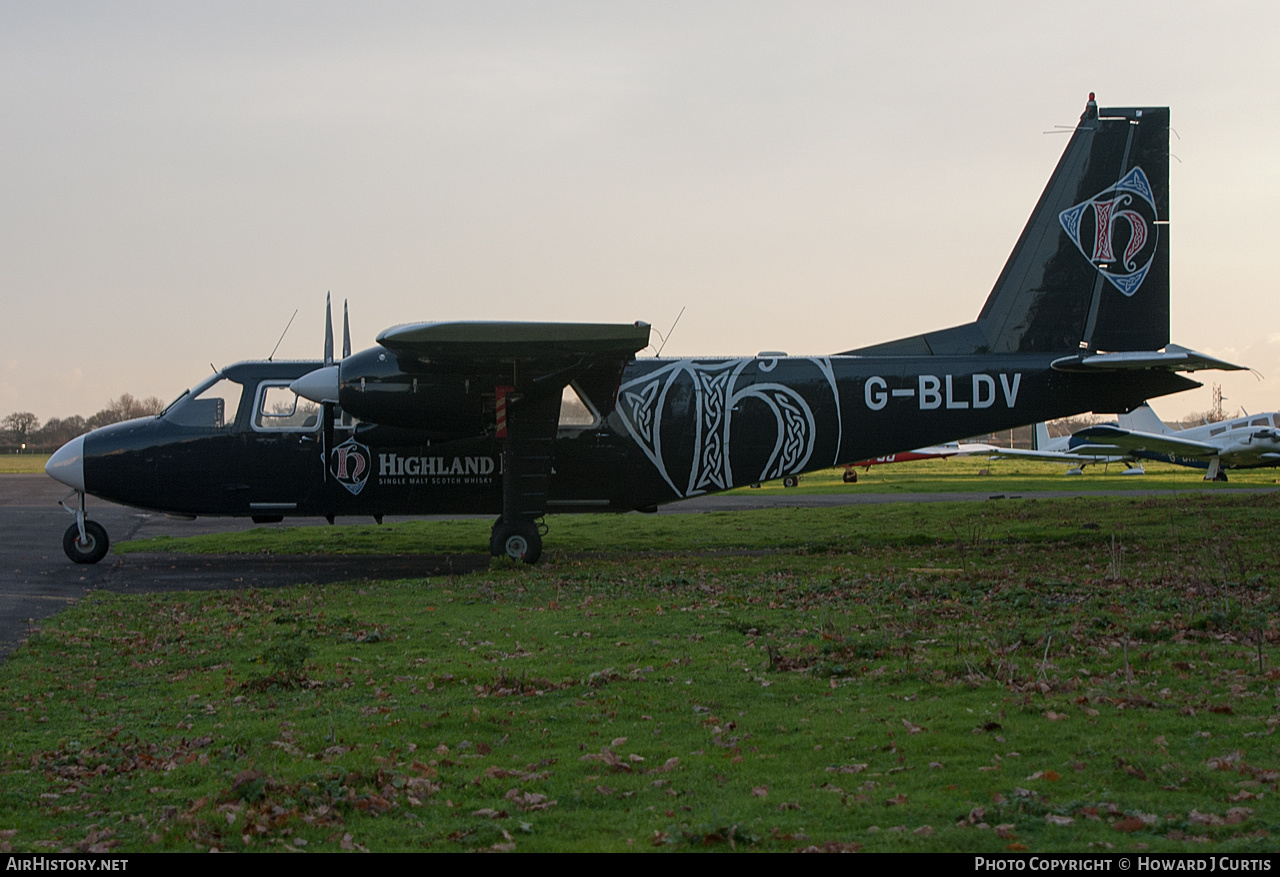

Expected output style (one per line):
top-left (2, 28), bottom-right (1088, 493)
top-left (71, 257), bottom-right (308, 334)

top-left (3, 1), bottom-right (1278, 424)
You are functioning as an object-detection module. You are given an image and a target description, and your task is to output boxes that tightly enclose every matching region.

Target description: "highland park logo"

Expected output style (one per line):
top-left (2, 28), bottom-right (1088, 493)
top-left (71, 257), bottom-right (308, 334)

top-left (1058, 166), bottom-right (1158, 297)
top-left (328, 438), bottom-right (371, 496)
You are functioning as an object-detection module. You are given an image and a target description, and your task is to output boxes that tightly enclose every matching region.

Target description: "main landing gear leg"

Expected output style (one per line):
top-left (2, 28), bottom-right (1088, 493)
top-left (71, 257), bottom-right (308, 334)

top-left (59, 490), bottom-right (110, 564)
top-left (488, 384), bottom-right (560, 564)
top-left (490, 440), bottom-right (543, 564)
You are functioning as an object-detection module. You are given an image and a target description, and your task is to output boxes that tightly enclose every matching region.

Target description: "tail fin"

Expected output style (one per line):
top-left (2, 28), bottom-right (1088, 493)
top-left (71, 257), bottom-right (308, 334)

top-left (1033, 422), bottom-right (1052, 451)
top-left (846, 95), bottom-right (1169, 356)
top-left (1117, 403), bottom-right (1173, 434)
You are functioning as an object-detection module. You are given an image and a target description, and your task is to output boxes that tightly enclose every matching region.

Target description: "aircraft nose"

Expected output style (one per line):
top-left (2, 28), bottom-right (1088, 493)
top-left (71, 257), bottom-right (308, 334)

top-left (46, 434), bottom-right (86, 492)
top-left (290, 365), bottom-right (340, 405)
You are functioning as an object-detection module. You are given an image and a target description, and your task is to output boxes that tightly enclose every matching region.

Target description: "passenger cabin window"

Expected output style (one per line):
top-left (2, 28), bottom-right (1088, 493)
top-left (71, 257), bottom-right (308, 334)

top-left (163, 376), bottom-right (244, 429)
top-left (1232, 420), bottom-right (1248, 429)
top-left (1252, 418), bottom-right (1269, 427)
top-left (1210, 426), bottom-right (1226, 437)
top-left (254, 383), bottom-right (320, 431)
top-left (558, 385), bottom-right (597, 429)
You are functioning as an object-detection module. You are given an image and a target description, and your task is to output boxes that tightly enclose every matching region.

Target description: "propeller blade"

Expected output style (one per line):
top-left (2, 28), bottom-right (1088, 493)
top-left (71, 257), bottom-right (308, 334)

top-left (322, 401), bottom-right (335, 483)
top-left (342, 299), bottom-right (351, 359)
top-left (324, 292), bottom-right (334, 367)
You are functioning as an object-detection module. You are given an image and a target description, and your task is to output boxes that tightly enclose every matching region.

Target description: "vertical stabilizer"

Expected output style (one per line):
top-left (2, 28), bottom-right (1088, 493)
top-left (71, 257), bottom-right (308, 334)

top-left (1117, 403), bottom-right (1173, 434)
top-left (978, 96), bottom-right (1169, 354)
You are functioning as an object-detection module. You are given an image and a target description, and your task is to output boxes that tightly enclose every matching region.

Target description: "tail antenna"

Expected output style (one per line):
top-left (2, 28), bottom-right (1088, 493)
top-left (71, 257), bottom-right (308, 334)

top-left (323, 292), bottom-right (334, 367)
top-left (342, 299), bottom-right (351, 359)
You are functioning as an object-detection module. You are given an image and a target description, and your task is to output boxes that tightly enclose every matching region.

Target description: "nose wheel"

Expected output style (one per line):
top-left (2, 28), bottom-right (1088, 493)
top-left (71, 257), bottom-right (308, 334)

top-left (63, 520), bottom-right (110, 564)
top-left (58, 489), bottom-right (110, 564)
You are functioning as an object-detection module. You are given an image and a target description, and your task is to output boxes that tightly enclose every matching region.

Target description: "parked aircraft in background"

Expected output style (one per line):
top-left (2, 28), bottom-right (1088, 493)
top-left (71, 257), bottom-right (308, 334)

top-left (1070, 404), bottom-right (1280, 480)
top-left (45, 95), bottom-right (1241, 564)
top-left (842, 441), bottom-right (1001, 482)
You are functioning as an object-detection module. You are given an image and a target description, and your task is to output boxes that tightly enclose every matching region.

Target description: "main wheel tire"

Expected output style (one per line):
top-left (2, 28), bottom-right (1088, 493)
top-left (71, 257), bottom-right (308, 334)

top-left (842, 470), bottom-right (857, 483)
top-left (63, 521), bottom-right (109, 564)
top-left (490, 519), bottom-right (542, 564)
top-left (782, 476), bottom-right (798, 488)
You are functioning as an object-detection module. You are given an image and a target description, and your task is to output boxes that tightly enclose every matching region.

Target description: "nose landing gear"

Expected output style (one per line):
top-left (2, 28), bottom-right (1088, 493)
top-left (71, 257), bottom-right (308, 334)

top-left (63, 520), bottom-right (110, 564)
top-left (59, 490), bottom-right (110, 564)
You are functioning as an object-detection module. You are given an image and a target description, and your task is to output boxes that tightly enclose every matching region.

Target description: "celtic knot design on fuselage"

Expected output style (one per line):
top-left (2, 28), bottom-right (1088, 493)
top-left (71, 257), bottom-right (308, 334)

top-left (617, 357), bottom-right (840, 498)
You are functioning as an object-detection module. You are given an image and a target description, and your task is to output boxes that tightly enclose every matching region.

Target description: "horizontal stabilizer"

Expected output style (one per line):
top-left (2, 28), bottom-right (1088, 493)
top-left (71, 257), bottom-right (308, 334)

top-left (1050, 344), bottom-right (1245, 374)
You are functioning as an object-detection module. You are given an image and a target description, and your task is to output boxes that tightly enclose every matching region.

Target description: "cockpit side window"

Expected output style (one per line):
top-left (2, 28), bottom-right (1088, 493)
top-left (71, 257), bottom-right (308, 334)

top-left (163, 377), bottom-right (245, 429)
top-left (253, 383), bottom-right (320, 431)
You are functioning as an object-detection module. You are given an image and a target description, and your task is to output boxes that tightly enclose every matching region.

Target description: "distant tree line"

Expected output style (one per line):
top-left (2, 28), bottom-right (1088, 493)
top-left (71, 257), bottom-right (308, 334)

top-left (2, 394), bottom-right (165, 452)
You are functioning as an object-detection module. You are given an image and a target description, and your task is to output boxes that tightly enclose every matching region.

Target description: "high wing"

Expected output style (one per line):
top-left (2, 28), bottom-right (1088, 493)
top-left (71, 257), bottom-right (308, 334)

top-left (378, 321), bottom-right (652, 362)
top-left (1069, 425), bottom-right (1221, 459)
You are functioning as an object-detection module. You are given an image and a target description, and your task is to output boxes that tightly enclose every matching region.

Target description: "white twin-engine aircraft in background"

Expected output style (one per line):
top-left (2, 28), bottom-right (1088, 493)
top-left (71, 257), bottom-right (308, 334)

top-left (862, 402), bottom-right (1280, 479)
top-left (45, 95), bottom-right (1244, 564)
top-left (1067, 404), bottom-right (1280, 480)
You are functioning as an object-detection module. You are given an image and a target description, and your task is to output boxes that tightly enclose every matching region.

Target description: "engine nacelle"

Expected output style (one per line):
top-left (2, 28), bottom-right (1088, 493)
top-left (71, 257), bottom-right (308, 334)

top-left (293, 348), bottom-right (502, 440)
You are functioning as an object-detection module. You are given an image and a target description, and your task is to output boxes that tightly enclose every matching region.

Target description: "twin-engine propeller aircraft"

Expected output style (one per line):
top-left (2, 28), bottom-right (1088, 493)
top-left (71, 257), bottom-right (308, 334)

top-left (1068, 404), bottom-right (1280, 480)
top-left (46, 95), bottom-right (1244, 564)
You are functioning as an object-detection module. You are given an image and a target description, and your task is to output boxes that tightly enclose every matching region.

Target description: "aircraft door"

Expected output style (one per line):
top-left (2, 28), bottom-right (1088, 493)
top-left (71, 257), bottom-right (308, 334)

top-left (246, 381), bottom-right (323, 516)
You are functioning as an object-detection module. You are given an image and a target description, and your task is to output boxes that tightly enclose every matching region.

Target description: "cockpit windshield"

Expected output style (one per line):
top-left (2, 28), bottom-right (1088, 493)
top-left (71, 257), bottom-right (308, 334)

top-left (161, 375), bottom-right (245, 429)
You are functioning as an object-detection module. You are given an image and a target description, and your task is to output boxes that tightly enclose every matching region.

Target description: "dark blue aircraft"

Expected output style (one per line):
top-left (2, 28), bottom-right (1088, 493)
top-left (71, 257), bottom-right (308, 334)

top-left (45, 95), bottom-right (1242, 564)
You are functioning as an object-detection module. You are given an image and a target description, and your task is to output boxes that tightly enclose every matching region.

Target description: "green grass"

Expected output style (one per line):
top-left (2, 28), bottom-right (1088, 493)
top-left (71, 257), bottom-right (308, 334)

top-left (738, 458), bottom-right (1280, 495)
top-left (0, 454), bottom-right (50, 474)
top-left (3, 491), bottom-right (1279, 852)
top-left (119, 485), bottom-right (1280, 560)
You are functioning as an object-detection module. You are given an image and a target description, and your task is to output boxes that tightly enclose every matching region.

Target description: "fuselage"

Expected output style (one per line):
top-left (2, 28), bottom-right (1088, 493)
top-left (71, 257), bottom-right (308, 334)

top-left (47, 352), bottom-right (1196, 521)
